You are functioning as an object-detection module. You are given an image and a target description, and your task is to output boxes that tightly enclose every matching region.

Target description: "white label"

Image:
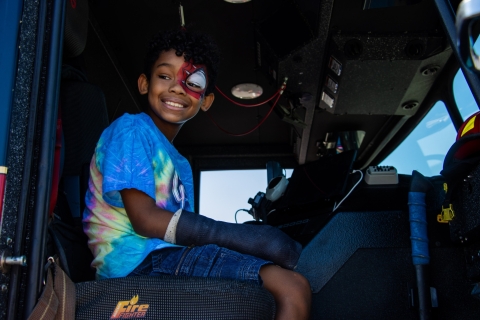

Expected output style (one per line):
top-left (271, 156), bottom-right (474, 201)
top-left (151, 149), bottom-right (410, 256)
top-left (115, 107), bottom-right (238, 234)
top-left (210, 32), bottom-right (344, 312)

top-left (321, 91), bottom-right (335, 108)
top-left (329, 56), bottom-right (342, 76)
top-left (325, 76), bottom-right (338, 93)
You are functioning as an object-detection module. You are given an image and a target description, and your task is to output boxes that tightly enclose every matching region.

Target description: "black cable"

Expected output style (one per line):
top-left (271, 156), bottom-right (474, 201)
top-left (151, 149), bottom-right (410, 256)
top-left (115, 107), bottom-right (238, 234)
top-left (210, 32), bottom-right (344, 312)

top-left (234, 209), bottom-right (250, 224)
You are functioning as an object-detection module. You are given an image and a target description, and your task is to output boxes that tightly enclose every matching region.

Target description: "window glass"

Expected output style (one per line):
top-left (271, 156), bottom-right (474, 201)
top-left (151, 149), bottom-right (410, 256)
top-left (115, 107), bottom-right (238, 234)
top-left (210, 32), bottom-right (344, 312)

top-left (453, 69), bottom-right (479, 120)
top-left (380, 101), bottom-right (456, 177)
top-left (200, 169), bottom-right (292, 223)
top-left (453, 35), bottom-right (480, 120)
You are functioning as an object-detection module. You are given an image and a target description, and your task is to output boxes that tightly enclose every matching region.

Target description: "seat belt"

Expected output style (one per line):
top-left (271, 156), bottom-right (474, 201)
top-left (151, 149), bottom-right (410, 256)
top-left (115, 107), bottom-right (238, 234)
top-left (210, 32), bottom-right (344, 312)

top-left (49, 108), bottom-right (63, 217)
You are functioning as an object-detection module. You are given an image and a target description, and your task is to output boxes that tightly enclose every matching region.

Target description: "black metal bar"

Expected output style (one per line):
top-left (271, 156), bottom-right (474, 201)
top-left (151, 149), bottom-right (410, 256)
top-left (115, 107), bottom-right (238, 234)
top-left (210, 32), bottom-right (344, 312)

top-left (23, 0), bottom-right (65, 317)
top-left (6, 0), bottom-right (47, 319)
top-left (434, 0), bottom-right (480, 108)
top-left (415, 264), bottom-right (431, 320)
top-left (441, 56), bottom-right (465, 129)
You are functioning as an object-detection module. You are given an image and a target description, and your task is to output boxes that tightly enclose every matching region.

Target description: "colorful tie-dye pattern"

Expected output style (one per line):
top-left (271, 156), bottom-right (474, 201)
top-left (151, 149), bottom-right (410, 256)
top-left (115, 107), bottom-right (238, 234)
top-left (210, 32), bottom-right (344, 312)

top-left (83, 113), bottom-right (194, 279)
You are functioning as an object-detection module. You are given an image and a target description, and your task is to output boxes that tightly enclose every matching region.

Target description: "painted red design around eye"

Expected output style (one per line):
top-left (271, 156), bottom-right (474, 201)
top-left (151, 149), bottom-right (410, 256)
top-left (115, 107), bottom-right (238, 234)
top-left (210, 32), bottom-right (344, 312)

top-left (176, 61), bottom-right (207, 99)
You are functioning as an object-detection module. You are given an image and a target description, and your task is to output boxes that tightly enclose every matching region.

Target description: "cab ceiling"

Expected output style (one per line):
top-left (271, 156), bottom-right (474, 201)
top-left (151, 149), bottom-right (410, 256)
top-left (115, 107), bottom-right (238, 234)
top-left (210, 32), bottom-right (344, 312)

top-left (83, 0), bottom-right (450, 168)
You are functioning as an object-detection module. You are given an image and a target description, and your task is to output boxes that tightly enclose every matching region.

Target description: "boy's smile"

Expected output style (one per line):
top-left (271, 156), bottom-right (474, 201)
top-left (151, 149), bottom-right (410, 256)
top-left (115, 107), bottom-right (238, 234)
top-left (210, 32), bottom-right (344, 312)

top-left (138, 49), bottom-right (214, 141)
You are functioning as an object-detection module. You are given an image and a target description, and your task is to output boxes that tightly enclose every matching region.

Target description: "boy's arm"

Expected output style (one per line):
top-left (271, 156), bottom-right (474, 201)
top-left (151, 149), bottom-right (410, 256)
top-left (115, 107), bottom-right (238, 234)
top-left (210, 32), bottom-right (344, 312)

top-left (170, 210), bottom-right (302, 270)
top-left (120, 188), bottom-right (173, 239)
top-left (121, 188), bottom-right (302, 270)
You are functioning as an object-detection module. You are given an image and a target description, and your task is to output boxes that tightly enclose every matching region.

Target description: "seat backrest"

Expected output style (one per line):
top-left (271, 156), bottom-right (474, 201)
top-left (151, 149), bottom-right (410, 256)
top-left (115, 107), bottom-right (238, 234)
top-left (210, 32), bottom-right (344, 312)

top-left (60, 65), bottom-right (109, 222)
top-left (48, 64), bottom-right (109, 283)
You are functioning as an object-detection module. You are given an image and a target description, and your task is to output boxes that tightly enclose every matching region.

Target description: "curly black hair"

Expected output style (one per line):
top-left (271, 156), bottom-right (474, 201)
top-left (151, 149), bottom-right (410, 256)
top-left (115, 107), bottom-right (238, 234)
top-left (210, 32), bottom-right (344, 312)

top-left (143, 29), bottom-right (220, 95)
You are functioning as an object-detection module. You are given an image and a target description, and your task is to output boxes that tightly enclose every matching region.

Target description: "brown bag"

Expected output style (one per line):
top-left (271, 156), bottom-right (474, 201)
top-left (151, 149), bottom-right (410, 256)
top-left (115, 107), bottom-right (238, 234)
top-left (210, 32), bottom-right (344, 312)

top-left (27, 259), bottom-right (76, 320)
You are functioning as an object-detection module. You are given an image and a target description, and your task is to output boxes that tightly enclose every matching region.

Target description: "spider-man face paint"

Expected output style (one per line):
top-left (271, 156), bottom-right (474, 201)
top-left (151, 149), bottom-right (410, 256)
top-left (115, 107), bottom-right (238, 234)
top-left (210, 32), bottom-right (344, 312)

top-left (177, 61), bottom-right (208, 99)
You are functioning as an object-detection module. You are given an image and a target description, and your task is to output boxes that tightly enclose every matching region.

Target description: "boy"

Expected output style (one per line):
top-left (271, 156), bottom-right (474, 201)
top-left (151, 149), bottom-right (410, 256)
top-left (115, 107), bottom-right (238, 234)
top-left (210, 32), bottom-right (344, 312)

top-left (83, 29), bottom-right (311, 319)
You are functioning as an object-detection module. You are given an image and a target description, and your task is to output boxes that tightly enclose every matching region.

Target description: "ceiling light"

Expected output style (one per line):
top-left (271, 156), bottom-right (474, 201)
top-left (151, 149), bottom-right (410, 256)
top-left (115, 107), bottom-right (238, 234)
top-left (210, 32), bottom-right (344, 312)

top-left (224, 0), bottom-right (251, 3)
top-left (231, 83), bottom-right (263, 99)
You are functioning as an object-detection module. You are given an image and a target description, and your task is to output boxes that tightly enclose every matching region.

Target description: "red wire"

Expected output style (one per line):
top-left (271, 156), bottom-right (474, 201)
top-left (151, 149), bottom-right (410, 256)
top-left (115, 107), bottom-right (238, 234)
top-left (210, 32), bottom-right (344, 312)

top-left (206, 92), bottom-right (283, 137)
top-left (215, 85), bottom-right (282, 107)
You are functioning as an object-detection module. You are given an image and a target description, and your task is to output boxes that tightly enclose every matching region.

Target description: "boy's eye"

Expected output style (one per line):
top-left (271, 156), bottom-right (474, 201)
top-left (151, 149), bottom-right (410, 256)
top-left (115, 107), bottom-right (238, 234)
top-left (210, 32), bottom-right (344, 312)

top-left (159, 75), bottom-right (171, 80)
top-left (185, 70), bottom-right (206, 92)
top-left (186, 81), bottom-right (201, 89)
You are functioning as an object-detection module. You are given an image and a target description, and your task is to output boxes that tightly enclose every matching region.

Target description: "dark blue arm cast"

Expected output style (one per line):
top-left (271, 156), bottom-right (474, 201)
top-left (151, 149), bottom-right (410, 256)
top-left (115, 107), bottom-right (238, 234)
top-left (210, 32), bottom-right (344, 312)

top-left (175, 210), bottom-right (302, 270)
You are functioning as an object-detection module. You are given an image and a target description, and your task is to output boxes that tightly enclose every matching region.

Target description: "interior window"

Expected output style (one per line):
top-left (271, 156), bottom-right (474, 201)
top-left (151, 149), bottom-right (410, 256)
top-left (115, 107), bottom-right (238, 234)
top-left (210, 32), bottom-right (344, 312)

top-left (453, 35), bottom-right (480, 120)
top-left (453, 69), bottom-right (480, 120)
top-left (200, 169), bottom-right (292, 223)
top-left (382, 34), bottom-right (480, 177)
top-left (380, 101), bottom-right (456, 177)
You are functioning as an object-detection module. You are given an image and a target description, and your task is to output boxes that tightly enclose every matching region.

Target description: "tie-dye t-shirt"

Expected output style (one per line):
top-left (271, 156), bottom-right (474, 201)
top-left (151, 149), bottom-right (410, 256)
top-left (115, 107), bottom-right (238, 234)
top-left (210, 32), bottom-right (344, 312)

top-left (83, 112), bottom-right (194, 279)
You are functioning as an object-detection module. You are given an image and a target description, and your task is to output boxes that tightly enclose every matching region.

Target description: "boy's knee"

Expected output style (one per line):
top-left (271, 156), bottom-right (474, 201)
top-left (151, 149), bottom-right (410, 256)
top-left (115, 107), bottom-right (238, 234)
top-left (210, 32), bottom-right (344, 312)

top-left (288, 272), bottom-right (311, 302)
top-left (261, 265), bottom-right (311, 296)
top-left (294, 272), bottom-right (311, 294)
top-left (261, 265), bottom-right (311, 319)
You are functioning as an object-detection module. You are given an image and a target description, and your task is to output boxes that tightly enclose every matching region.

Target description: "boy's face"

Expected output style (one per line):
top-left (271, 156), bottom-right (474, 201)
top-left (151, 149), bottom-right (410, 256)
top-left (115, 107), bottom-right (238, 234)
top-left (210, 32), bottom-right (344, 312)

top-left (138, 49), bottom-right (214, 138)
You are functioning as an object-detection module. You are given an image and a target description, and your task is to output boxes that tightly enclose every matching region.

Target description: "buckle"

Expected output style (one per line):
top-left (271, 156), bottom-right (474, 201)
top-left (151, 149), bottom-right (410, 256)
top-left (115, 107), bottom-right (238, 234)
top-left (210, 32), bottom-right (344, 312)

top-left (437, 204), bottom-right (455, 223)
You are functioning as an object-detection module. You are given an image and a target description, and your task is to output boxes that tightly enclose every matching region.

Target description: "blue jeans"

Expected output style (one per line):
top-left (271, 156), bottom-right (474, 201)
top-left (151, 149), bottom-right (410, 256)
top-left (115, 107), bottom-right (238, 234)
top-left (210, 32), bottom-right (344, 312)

top-left (128, 244), bottom-right (272, 285)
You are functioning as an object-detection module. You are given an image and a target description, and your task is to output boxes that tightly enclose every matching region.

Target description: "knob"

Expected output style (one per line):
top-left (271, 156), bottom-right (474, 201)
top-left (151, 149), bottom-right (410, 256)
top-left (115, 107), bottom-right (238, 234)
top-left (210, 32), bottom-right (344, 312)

top-left (0, 249), bottom-right (27, 274)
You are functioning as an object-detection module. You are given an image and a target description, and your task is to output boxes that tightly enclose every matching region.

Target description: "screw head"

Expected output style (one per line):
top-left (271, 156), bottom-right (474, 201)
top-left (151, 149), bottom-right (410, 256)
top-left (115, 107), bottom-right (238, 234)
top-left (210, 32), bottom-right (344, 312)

top-left (402, 101), bottom-right (419, 110)
top-left (421, 65), bottom-right (440, 76)
top-left (1, 285), bottom-right (7, 293)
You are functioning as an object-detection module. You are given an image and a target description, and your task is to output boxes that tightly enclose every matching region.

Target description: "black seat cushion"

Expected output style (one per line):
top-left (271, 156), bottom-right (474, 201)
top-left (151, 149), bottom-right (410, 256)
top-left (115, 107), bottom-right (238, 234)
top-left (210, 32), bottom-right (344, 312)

top-left (75, 275), bottom-right (275, 320)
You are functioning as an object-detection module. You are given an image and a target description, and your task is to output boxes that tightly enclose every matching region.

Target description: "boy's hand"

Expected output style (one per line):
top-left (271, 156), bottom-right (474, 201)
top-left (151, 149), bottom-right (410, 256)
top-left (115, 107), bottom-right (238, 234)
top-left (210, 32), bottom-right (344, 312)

top-left (120, 188), bottom-right (174, 238)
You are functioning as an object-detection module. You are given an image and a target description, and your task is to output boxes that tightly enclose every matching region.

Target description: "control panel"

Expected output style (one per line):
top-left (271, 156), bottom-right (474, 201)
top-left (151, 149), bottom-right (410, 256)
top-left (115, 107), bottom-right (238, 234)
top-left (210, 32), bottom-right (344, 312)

top-left (364, 166), bottom-right (398, 185)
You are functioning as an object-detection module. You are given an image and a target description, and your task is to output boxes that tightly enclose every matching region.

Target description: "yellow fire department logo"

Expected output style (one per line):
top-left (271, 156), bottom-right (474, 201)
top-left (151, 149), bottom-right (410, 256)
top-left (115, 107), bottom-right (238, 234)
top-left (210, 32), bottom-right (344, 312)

top-left (110, 295), bottom-right (149, 319)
